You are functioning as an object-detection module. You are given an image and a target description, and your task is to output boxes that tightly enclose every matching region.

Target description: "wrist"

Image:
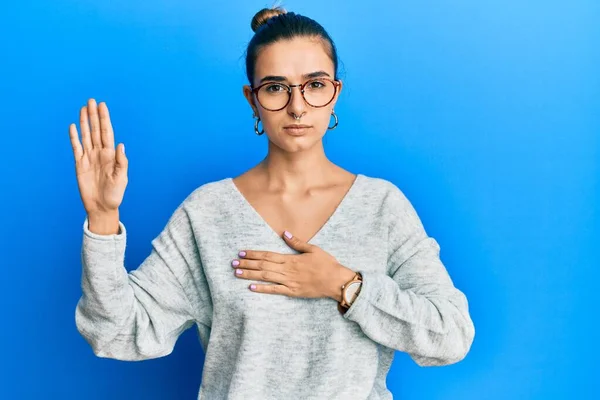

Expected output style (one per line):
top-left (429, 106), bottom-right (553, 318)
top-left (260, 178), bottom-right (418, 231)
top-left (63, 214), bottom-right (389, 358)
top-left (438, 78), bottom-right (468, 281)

top-left (329, 264), bottom-right (358, 303)
top-left (87, 210), bottom-right (120, 235)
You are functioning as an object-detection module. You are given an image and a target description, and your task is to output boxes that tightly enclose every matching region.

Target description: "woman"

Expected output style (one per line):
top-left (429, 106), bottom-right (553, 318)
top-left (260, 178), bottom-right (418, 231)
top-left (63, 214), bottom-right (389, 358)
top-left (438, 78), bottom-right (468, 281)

top-left (70, 7), bottom-right (475, 399)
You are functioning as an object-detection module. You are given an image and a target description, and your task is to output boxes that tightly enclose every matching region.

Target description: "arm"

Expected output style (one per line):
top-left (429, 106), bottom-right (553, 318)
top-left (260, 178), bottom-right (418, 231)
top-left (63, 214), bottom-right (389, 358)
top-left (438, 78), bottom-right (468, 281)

top-left (74, 202), bottom-right (212, 361)
top-left (340, 185), bottom-right (475, 367)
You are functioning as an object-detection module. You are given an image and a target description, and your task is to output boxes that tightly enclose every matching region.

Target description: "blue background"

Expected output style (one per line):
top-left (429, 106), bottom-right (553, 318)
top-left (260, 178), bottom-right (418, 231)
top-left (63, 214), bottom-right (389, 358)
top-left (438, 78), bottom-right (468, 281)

top-left (1, 0), bottom-right (597, 399)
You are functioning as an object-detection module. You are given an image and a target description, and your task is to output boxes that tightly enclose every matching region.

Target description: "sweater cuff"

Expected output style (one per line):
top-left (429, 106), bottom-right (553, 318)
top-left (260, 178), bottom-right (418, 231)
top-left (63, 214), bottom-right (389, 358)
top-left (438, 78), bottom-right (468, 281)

top-left (82, 217), bottom-right (127, 255)
top-left (340, 269), bottom-right (376, 321)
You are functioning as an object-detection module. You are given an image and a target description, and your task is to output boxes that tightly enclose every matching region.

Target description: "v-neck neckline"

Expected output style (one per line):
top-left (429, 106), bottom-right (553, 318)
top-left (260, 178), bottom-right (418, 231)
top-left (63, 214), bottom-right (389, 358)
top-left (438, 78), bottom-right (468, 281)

top-left (227, 173), bottom-right (363, 245)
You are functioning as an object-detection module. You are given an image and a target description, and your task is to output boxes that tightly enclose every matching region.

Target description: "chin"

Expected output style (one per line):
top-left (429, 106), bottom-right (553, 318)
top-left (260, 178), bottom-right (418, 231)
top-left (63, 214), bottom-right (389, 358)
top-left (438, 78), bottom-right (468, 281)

top-left (280, 136), bottom-right (324, 152)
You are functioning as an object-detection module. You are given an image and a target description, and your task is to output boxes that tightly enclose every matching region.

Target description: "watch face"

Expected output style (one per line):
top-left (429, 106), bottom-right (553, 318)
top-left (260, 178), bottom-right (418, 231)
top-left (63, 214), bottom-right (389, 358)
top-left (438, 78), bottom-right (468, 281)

top-left (344, 282), bottom-right (361, 303)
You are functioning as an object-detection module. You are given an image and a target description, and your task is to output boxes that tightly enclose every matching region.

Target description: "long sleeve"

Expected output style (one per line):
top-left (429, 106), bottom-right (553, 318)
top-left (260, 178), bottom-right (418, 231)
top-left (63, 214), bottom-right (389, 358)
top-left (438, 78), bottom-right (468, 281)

top-left (74, 202), bottom-right (212, 361)
top-left (342, 184), bottom-right (475, 367)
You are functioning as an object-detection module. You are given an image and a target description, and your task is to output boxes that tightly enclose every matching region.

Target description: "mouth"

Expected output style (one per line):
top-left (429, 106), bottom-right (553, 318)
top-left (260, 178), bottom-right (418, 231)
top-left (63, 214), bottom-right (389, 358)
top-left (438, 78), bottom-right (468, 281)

top-left (284, 124), bottom-right (311, 129)
top-left (284, 124), bottom-right (312, 136)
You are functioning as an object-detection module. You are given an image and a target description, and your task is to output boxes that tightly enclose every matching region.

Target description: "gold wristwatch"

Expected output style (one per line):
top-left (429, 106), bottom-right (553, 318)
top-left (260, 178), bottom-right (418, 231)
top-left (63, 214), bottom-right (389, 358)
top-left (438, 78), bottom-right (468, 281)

top-left (338, 272), bottom-right (363, 314)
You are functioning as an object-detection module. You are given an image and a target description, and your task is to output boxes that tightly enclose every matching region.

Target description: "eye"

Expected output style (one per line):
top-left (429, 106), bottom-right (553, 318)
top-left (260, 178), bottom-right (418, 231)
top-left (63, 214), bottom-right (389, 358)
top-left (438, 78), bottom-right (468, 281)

top-left (265, 84), bottom-right (286, 93)
top-left (308, 80), bottom-right (326, 89)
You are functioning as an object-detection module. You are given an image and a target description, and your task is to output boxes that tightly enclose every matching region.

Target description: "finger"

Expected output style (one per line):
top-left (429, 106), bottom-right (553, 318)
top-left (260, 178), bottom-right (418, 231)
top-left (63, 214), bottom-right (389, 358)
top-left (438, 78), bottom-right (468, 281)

top-left (69, 123), bottom-right (83, 161)
top-left (249, 283), bottom-right (293, 296)
top-left (282, 231), bottom-right (314, 253)
top-left (87, 98), bottom-right (102, 148)
top-left (238, 250), bottom-right (286, 263)
top-left (98, 102), bottom-right (115, 149)
top-left (114, 143), bottom-right (128, 178)
top-left (79, 106), bottom-right (93, 153)
top-left (233, 258), bottom-right (282, 272)
top-left (236, 269), bottom-right (287, 285)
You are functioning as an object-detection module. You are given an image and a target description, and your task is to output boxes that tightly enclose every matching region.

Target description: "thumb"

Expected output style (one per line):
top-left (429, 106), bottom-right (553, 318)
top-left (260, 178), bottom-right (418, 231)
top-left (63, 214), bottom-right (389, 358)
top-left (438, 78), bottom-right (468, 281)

top-left (282, 230), bottom-right (313, 253)
top-left (114, 143), bottom-right (128, 176)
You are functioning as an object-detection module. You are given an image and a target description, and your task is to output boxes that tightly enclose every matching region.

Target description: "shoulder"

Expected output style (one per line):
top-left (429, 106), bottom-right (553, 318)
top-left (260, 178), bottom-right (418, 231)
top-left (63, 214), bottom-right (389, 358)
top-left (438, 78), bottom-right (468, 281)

top-left (180, 177), bottom-right (233, 212)
top-left (138, 177), bottom-right (230, 225)
top-left (357, 173), bottom-right (417, 218)
top-left (160, 177), bottom-right (235, 229)
top-left (359, 175), bottom-right (432, 262)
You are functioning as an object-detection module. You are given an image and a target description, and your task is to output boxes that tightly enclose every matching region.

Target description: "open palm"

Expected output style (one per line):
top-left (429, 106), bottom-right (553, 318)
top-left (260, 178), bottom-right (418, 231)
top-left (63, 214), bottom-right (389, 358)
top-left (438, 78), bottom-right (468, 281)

top-left (68, 99), bottom-right (128, 216)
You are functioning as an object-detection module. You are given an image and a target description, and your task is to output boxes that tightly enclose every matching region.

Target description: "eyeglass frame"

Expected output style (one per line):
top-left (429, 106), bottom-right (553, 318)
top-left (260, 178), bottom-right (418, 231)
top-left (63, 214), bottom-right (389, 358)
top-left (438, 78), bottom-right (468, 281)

top-left (250, 77), bottom-right (341, 112)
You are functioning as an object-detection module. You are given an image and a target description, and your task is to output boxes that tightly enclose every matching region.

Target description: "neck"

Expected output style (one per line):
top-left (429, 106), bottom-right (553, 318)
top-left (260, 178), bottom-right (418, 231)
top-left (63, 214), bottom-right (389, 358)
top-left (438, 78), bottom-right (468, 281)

top-left (258, 140), bottom-right (337, 192)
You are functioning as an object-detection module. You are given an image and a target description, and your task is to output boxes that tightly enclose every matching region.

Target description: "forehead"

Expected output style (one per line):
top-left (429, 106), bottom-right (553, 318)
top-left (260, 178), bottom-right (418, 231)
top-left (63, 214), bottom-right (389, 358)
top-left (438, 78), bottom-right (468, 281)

top-left (254, 36), bottom-right (334, 82)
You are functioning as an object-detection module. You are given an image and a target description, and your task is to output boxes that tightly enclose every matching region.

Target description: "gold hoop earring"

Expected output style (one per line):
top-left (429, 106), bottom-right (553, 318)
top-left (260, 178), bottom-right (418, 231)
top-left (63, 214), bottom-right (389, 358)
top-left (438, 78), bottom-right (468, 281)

top-left (327, 110), bottom-right (338, 130)
top-left (253, 114), bottom-right (264, 136)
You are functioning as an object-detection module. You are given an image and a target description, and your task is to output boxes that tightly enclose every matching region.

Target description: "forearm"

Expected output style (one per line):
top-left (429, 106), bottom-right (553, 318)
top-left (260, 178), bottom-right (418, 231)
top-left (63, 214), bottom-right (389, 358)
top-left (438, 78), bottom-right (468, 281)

top-left (341, 269), bottom-right (475, 366)
top-left (76, 213), bottom-right (198, 361)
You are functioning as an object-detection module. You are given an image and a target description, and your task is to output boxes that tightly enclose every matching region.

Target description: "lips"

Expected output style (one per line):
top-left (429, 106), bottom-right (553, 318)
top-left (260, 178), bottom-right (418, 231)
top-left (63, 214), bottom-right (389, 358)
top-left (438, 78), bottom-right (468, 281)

top-left (284, 125), bottom-right (310, 136)
top-left (284, 125), bottom-right (311, 129)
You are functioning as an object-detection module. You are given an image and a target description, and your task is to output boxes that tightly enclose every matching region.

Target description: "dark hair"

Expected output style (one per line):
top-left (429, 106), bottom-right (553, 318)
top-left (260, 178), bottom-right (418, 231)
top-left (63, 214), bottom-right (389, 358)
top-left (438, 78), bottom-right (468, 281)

top-left (245, 7), bottom-right (340, 87)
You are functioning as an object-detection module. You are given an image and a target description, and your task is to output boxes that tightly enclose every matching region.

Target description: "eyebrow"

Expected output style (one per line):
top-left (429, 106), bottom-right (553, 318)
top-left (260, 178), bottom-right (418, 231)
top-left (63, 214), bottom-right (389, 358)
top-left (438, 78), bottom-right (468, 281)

top-left (258, 70), bottom-right (331, 84)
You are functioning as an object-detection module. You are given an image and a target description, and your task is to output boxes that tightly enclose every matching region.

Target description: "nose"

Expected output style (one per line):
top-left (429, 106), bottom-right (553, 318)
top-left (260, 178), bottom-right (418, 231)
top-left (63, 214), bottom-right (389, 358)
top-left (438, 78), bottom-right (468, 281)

top-left (287, 84), bottom-right (306, 116)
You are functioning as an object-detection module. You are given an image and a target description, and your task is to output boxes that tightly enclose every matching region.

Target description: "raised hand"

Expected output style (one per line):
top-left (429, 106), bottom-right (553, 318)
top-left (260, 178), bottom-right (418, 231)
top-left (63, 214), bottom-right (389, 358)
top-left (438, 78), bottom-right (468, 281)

top-left (69, 99), bottom-right (128, 220)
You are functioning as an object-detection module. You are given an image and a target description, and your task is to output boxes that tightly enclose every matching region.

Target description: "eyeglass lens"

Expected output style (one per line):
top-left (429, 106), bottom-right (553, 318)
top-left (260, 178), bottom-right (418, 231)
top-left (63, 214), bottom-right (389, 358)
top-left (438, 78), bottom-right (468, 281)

top-left (256, 79), bottom-right (336, 110)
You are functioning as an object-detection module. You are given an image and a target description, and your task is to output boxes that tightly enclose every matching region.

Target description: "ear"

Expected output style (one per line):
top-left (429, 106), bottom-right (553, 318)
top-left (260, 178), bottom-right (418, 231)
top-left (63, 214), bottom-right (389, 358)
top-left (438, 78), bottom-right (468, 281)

top-left (331, 79), bottom-right (343, 108)
top-left (243, 85), bottom-right (259, 116)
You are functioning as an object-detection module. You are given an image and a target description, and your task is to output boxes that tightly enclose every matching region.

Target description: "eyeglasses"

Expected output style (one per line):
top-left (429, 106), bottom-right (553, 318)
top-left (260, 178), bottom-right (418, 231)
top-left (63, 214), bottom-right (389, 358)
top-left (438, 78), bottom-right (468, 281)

top-left (251, 78), bottom-right (341, 111)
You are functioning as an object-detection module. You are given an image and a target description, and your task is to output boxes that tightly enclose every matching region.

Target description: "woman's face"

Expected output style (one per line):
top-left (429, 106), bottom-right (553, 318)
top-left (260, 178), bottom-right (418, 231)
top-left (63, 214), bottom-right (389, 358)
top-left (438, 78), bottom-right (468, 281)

top-left (243, 36), bottom-right (343, 152)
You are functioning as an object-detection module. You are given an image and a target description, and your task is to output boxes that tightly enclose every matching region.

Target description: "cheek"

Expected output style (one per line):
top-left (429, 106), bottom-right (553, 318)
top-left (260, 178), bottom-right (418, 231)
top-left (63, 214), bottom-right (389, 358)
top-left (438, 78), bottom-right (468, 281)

top-left (315, 109), bottom-right (334, 129)
top-left (260, 114), bottom-right (283, 130)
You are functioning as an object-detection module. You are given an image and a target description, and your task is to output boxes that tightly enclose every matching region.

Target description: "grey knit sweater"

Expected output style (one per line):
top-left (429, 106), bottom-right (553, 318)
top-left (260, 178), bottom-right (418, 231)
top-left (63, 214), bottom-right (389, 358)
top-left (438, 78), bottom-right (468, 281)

top-left (75, 173), bottom-right (475, 399)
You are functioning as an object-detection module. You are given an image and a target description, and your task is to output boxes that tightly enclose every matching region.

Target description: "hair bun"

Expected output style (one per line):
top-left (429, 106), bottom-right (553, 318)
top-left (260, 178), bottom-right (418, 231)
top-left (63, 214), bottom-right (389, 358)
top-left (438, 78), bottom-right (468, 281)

top-left (251, 6), bottom-right (287, 33)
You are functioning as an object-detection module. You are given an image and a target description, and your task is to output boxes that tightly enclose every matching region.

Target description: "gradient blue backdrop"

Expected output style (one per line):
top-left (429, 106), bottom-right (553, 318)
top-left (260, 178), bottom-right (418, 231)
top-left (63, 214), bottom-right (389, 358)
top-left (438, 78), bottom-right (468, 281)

top-left (1, 0), bottom-right (597, 399)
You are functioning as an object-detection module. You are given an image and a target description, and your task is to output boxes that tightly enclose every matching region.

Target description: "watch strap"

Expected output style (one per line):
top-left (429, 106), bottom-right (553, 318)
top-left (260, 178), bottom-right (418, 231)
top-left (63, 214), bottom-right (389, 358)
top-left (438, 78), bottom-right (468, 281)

top-left (338, 272), bottom-right (362, 313)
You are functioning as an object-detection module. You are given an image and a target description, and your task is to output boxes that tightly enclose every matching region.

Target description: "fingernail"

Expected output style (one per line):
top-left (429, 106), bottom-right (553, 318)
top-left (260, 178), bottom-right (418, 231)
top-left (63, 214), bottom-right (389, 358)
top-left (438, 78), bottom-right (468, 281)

top-left (284, 231), bottom-right (293, 239)
top-left (122, 144), bottom-right (125, 154)
top-left (238, 251), bottom-right (246, 257)
top-left (232, 260), bottom-right (240, 267)
top-left (250, 284), bottom-right (256, 290)
top-left (236, 269), bottom-right (243, 275)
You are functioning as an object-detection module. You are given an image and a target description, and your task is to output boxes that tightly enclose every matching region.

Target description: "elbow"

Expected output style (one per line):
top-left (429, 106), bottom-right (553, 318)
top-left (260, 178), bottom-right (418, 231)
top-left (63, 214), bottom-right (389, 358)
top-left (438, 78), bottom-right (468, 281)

top-left (75, 313), bottom-right (119, 360)
top-left (75, 303), bottom-right (106, 358)
top-left (92, 341), bottom-right (172, 362)
top-left (75, 303), bottom-right (183, 362)
top-left (413, 313), bottom-right (475, 367)
top-left (83, 331), bottom-right (173, 362)
top-left (438, 327), bottom-right (475, 366)
top-left (449, 297), bottom-right (476, 365)
top-left (74, 301), bottom-right (147, 362)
